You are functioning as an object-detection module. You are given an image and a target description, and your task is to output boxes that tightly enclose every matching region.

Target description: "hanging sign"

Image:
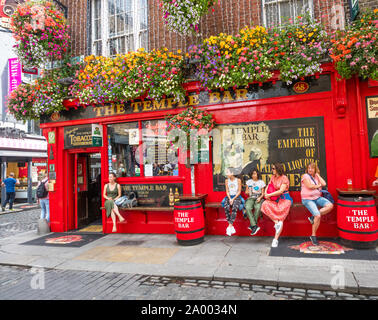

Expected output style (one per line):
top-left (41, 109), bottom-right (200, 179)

top-left (8, 58), bottom-right (22, 94)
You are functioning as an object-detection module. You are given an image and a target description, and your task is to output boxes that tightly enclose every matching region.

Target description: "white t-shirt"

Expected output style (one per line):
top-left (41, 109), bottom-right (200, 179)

top-left (246, 179), bottom-right (266, 199)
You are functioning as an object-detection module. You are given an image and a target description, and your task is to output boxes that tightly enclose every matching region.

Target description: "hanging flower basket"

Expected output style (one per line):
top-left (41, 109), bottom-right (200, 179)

top-left (329, 9), bottom-right (378, 81)
top-left (10, 0), bottom-right (71, 67)
top-left (160, 0), bottom-right (217, 36)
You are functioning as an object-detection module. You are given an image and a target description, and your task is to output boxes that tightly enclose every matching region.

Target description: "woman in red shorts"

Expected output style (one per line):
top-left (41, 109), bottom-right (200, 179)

top-left (261, 163), bottom-right (293, 248)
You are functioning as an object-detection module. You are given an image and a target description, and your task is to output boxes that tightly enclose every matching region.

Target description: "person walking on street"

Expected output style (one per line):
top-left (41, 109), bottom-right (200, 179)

top-left (301, 162), bottom-right (333, 245)
top-left (37, 173), bottom-right (50, 222)
top-left (245, 168), bottom-right (265, 236)
top-left (1, 172), bottom-right (19, 211)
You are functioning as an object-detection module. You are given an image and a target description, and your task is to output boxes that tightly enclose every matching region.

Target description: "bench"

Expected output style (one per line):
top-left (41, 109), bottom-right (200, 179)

top-left (100, 206), bottom-right (174, 212)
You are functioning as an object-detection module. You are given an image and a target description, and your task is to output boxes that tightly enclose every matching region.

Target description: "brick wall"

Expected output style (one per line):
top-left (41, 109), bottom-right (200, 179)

top-left (344, 0), bottom-right (378, 24)
top-left (60, 0), bottom-right (88, 57)
top-left (62, 0), bottom-right (353, 56)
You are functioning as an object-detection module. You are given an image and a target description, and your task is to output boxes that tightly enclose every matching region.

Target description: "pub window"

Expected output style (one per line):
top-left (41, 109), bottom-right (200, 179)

top-left (262, 0), bottom-right (313, 28)
top-left (142, 120), bottom-right (178, 177)
top-left (107, 122), bottom-right (140, 177)
top-left (91, 0), bottom-right (149, 57)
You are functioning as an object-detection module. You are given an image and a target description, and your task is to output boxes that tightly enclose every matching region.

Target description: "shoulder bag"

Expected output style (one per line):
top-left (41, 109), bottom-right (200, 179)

top-left (307, 174), bottom-right (334, 204)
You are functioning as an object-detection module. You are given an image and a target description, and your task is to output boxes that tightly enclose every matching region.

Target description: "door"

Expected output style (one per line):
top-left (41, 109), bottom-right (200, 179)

top-left (76, 154), bottom-right (89, 228)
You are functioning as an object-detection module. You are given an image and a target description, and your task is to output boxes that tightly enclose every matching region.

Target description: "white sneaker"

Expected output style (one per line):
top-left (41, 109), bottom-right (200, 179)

top-left (230, 226), bottom-right (236, 234)
top-left (226, 226), bottom-right (232, 236)
top-left (274, 221), bottom-right (283, 235)
top-left (271, 239), bottom-right (279, 248)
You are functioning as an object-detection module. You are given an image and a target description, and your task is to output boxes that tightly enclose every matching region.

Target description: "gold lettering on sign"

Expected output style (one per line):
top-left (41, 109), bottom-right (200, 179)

top-left (132, 102), bottom-right (142, 113)
top-left (188, 95), bottom-right (199, 106)
top-left (142, 100), bottom-right (152, 112)
top-left (153, 99), bottom-right (167, 110)
top-left (209, 92), bottom-right (221, 104)
top-left (116, 104), bottom-right (125, 114)
top-left (235, 89), bottom-right (248, 101)
top-left (222, 91), bottom-right (234, 103)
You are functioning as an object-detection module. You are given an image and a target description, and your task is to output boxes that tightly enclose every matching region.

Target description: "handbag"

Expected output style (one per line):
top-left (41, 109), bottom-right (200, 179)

top-left (266, 182), bottom-right (279, 201)
top-left (307, 174), bottom-right (334, 204)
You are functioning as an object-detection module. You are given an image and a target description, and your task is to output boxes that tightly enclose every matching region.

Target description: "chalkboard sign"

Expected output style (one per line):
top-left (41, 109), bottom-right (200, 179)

top-left (122, 183), bottom-right (183, 207)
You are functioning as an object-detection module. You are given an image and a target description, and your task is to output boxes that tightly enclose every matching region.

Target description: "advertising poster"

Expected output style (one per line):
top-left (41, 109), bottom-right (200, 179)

top-left (366, 96), bottom-right (378, 158)
top-left (213, 117), bottom-right (326, 191)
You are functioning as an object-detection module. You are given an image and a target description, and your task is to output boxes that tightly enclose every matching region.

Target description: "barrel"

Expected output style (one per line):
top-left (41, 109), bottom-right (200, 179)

top-left (173, 200), bottom-right (205, 246)
top-left (337, 195), bottom-right (378, 249)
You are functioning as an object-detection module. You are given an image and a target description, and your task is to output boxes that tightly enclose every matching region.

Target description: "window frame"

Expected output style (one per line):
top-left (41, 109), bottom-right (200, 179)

top-left (90, 0), bottom-right (149, 57)
top-left (262, 0), bottom-right (314, 28)
top-left (105, 119), bottom-right (183, 181)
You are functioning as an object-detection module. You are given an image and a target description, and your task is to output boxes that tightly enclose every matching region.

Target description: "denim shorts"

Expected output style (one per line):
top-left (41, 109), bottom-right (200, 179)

top-left (302, 197), bottom-right (332, 217)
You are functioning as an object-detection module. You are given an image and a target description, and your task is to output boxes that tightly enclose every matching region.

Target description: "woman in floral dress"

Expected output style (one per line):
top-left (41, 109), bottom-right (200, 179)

top-left (261, 163), bottom-right (293, 248)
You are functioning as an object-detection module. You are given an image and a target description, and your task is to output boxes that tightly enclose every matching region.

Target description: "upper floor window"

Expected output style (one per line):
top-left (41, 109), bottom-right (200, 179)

top-left (91, 0), bottom-right (148, 57)
top-left (262, 0), bottom-right (313, 28)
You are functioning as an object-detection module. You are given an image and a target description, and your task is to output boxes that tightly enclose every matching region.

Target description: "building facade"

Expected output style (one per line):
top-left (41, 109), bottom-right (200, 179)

top-left (38, 0), bottom-right (378, 238)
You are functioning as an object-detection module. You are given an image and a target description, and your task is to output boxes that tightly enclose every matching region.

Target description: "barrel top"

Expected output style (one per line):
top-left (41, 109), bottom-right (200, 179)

top-left (174, 200), bottom-right (202, 207)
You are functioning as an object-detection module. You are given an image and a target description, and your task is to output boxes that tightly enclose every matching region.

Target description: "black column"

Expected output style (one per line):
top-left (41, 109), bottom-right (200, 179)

top-left (1, 160), bottom-right (6, 206)
top-left (27, 160), bottom-right (32, 204)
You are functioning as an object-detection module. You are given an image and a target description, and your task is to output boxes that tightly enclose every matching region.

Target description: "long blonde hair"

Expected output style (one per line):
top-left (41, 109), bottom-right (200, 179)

top-left (305, 161), bottom-right (320, 175)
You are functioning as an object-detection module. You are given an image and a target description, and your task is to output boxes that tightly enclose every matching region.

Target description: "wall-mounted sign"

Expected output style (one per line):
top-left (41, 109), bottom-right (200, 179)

top-left (42, 75), bottom-right (332, 123)
top-left (122, 183), bottom-right (183, 207)
top-left (8, 58), bottom-right (22, 95)
top-left (366, 96), bottom-right (378, 158)
top-left (48, 131), bottom-right (56, 144)
top-left (293, 81), bottom-right (309, 94)
top-left (64, 124), bottom-right (103, 149)
top-left (213, 117), bottom-right (326, 191)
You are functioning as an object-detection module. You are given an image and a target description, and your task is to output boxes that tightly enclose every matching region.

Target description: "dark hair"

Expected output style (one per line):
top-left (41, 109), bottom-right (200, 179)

top-left (109, 172), bottom-right (117, 179)
top-left (250, 168), bottom-right (262, 180)
top-left (273, 163), bottom-right (285, 176)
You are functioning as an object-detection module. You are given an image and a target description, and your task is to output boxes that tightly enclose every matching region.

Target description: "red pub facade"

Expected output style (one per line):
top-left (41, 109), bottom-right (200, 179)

top-left (39, 65), bottom-right (378, 237)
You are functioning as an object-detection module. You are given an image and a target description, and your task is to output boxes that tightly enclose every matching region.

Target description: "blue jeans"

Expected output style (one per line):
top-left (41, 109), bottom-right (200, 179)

top-left (40, 199), bottom-right (50, 222)
top-left (302, 197), bottom-right (331, 217)
top-left (2, 192), bottom-right (15, 209)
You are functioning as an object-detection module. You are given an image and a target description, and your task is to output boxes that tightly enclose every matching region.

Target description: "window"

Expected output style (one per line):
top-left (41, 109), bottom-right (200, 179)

top-left (107, 120), bottom-right (179, 178)
top-left (142, 120), bottom-right (178, 177)
top-left (91, 0), bottom-right (148, 56)
top-left (262, 0), bottom-right (313, 28)
top-left (108, 122), bottom-right (140, 177)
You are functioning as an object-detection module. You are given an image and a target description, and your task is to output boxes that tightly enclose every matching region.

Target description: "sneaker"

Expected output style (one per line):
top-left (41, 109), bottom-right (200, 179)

top-left (226, 226), bottom-right (232, 236)
top-left (1, 207), bottom-right (4, 212)
top-left (308, 216), bottom-right (314, 225)
top-left (251, 226), bottom-right (260, 236)
top-left (230, 226), bottom-right (236, 235)
top-left (271, 239), bottom-right (279, 248)
top-left (310, 236), bottom-right (319, 246)
top-left (274, 221), bottom-right (283, 235)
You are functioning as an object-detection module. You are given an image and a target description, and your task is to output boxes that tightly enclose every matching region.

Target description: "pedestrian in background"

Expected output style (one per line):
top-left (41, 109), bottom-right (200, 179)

top-left (301, 162), bottom-right (333, 246)
top-left (261, 163), bottom-right (293, 248)
top-left (36, 173), bottom-right (50, 222)
top-left (1, 172), bottom-right (19, 211)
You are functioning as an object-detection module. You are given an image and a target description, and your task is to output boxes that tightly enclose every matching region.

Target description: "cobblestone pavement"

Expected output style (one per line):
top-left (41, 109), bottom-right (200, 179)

top-left (0, 265), bottom-right (377, 300)
top-left (0, 208), bottom-right (40, 239)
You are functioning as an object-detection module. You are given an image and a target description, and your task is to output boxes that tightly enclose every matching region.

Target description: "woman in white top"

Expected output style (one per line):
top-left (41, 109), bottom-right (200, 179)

top-left (223, 168), bottom-right (242, 236)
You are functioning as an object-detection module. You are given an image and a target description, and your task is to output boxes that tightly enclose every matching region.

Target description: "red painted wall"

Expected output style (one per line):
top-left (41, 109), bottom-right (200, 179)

top-left (41, 68), bottom-right (378, 238)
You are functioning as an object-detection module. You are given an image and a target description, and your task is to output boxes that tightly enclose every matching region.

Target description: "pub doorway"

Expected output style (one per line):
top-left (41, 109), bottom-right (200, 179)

top-left (67, 151), bottom-right (102, 231)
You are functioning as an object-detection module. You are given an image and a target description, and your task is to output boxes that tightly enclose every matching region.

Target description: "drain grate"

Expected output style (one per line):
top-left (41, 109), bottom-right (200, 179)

top-left (117, 240), bottom-right (145, 246)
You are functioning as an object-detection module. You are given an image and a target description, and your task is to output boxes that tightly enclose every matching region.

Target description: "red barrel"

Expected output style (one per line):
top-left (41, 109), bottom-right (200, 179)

top-left (174, 200), bottom-right (205, 246)
top-left (337, 195), bottom-right (378, 249)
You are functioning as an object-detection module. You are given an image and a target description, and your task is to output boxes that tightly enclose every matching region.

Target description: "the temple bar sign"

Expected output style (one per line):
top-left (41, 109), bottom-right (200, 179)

top-left (64, 124), bottom-right (103, 149)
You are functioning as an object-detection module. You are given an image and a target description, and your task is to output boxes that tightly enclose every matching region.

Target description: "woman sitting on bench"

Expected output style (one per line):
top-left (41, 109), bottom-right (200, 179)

top-left (103, 172), bottom-right (125, 232)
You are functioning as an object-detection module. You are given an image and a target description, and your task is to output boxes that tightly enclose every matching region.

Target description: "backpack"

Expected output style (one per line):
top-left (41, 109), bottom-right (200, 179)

top-left (36, 181), bottom-right (48, 198)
